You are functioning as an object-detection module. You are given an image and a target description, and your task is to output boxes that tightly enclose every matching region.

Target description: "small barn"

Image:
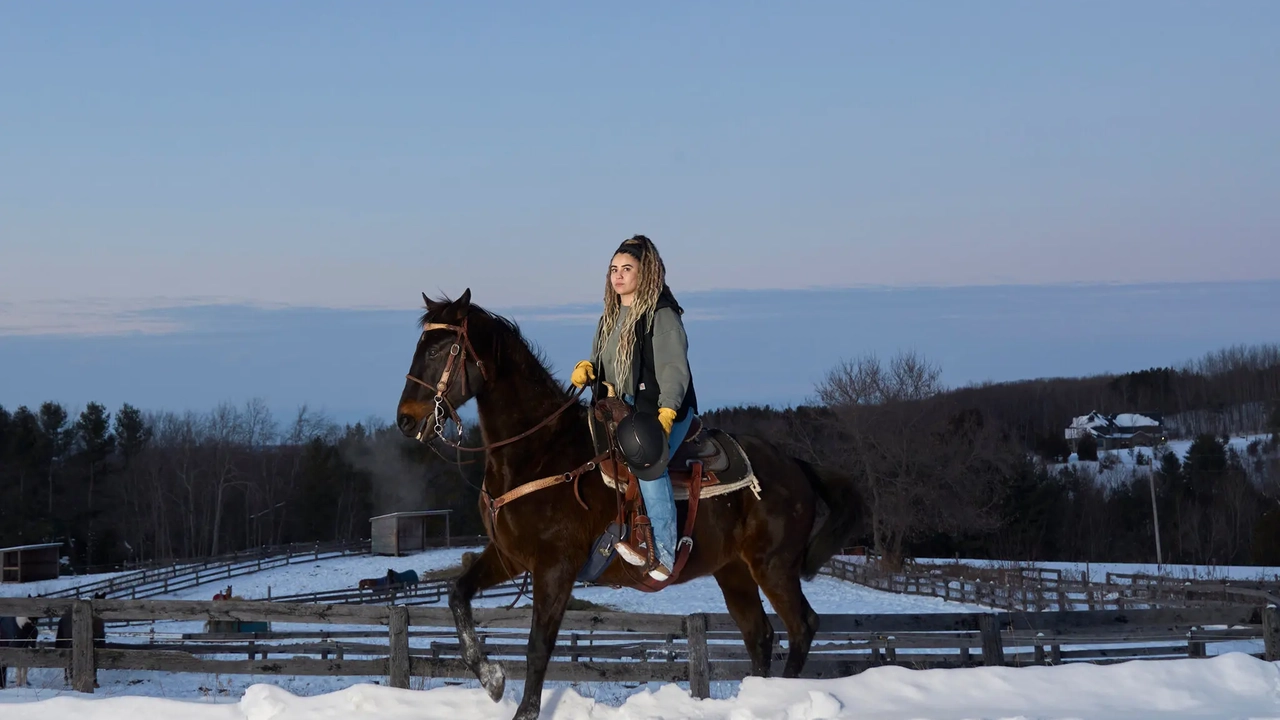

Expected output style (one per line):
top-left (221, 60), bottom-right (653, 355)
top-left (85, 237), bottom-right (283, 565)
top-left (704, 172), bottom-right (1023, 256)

top-left (370, 510), bottom-right (453, 556)
top-left (0, 542), bottom-right (63, 583)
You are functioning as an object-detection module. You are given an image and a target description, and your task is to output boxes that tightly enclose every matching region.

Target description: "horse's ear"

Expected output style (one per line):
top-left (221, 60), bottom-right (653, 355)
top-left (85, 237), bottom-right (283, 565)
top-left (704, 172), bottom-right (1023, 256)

top-left (446, 288), bottom-right (472, 319)
top-left (422, 292), bottom-right (446, 313)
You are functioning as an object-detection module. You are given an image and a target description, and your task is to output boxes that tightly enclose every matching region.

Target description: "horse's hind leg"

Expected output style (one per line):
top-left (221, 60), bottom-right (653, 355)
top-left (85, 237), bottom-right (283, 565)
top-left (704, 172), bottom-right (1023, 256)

top-left (448, 544), bottom-right (520, 702)
top-left (754, 569), bottom-right (819, 678)
top-left (714, 560), bottom-right (774, 677)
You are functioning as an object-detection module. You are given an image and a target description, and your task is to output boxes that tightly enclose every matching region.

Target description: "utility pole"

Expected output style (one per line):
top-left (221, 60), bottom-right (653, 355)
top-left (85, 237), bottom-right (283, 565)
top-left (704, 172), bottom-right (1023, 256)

top-left (1148, 444), bottom-right (1163, 567)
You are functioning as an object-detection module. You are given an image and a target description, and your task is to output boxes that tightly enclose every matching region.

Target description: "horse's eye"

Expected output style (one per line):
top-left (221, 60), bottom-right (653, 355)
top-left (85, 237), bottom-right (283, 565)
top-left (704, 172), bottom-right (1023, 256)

top-left (428, 346), bottom-right (440, 358)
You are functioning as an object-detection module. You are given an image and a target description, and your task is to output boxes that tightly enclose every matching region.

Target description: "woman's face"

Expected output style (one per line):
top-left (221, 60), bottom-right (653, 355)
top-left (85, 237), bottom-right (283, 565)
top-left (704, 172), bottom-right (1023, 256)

top-left (610, 252), bottom-right (640, 300)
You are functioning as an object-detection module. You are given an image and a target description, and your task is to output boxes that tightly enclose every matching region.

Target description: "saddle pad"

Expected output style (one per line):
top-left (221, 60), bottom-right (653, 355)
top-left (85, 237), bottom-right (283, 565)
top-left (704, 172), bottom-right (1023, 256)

top-left (600, 431), bottom-right (762, 501)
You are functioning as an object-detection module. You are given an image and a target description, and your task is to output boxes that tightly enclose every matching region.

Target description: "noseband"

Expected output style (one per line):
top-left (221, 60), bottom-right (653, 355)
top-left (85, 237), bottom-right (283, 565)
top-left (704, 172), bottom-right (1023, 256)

top-left (405, 318), bottom-right (488, 443)
top-left (405, 317), bottom-right (586, 452)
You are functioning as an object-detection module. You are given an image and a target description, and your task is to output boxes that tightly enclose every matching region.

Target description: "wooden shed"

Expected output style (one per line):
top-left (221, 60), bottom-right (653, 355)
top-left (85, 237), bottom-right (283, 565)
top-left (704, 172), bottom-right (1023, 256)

top-left (370, 510), bottom-right (452, 556)
top-left (1, 542), bottom-right (63, 583)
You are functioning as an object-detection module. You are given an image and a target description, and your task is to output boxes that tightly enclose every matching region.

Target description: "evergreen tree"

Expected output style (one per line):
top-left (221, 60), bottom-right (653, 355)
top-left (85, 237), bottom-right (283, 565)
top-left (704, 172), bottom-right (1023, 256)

top-left (113, 403), bottom-right (151, 466)
top-left (37, 402), bottom-right (74, 519)
top-left (75, 402), bottom-right (116, 565)
top-left (1077, 434), bottom-right (1099, 462)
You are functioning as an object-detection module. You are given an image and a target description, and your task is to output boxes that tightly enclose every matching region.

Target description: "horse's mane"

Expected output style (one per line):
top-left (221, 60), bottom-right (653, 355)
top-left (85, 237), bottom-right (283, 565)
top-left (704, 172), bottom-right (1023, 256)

top-left (419, 295), bottom-right (572, 399)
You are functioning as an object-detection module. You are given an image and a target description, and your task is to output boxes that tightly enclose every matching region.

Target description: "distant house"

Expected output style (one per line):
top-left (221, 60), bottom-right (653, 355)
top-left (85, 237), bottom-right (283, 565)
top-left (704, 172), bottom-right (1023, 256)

top-left (1065, 411), bottom-right (1166, 451)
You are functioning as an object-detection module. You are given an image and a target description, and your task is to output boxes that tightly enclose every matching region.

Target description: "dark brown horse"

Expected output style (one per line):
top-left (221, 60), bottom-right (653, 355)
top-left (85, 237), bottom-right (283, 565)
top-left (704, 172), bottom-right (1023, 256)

top-left (396, 289), bottom-right (862, 720)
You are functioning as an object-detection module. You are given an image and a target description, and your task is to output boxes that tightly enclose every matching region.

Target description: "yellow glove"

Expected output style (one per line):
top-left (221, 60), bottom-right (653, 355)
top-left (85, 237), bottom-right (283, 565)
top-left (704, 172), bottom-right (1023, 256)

top-left (570, 360), bottom-right (595, 389)
top-left (657, 407), bottom-right (677, 437)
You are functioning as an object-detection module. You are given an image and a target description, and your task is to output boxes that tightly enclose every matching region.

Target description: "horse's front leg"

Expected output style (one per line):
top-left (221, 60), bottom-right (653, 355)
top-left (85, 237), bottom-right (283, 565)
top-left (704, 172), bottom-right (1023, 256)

top-left (513, 562), bottom-right (577, 720)
top-left (449, 544), bottom-right (519, 702)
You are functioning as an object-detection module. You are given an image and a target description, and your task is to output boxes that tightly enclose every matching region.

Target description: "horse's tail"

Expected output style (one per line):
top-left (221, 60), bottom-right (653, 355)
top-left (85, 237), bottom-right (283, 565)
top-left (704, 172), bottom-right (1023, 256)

top-left (798, 460), bottom-right (863, 580)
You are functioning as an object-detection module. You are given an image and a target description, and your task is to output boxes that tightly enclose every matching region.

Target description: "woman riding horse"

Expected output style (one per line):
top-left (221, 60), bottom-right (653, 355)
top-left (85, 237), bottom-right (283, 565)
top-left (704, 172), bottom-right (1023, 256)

top-left (397, 252), bottom-right (863, 720)
top-left (571, 234), bottom-right (696, 581)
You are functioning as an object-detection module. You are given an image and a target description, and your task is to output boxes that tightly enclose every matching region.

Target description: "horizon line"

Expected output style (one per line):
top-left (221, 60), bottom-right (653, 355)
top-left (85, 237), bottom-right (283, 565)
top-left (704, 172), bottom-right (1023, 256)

top-left (5, 277), bottom-right (1278, 338)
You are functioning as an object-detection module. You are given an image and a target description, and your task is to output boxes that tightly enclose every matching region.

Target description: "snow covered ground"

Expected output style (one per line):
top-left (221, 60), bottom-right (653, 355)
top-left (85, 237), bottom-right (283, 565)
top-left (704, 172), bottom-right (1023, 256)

top-left (6, 653), bottom-right (1280, 719)
top-left (0, 570), bottom-right (134, 598)
top-left (5, 546), bottom-right (1280, 717)
top-left (0, 546), bottom-right (999, 706)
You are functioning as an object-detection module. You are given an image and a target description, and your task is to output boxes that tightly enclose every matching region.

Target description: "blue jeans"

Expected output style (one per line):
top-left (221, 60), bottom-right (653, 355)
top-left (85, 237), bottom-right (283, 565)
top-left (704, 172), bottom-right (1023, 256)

top-left (624, 396), bottom-right (694, 571)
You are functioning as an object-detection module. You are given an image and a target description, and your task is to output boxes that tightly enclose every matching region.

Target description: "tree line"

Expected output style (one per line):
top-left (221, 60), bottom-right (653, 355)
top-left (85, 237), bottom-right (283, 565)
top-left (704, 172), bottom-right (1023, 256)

top-left (1, 343), bottom-right (1277, 572)
top-left (704, 343), bottom-right (1280, 567)
top-left (0, 399), bottom-right (484, 571)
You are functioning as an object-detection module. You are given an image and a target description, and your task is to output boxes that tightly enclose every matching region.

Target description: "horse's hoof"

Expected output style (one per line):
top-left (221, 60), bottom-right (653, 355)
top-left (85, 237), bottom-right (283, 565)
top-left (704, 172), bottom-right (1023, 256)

top-left (479, 660), bottom-right (505, 702)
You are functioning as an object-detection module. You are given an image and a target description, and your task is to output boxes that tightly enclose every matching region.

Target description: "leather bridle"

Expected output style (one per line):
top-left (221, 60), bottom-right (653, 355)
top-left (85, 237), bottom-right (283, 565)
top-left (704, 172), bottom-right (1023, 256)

top-left (405, 317), bottom-right (586, 453)
top-left (404, 318), bottom-right (488, 444)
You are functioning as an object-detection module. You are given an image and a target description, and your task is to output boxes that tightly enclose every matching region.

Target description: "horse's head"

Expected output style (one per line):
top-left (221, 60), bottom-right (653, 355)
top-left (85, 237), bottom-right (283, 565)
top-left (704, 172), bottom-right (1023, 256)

top-left (397, 289), bottom-right (490, 439)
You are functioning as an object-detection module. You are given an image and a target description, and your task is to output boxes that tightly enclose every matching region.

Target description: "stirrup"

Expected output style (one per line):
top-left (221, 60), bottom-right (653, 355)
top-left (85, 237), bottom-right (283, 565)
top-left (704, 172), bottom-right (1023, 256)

top-left (648, 564), bottom-right (672, 582)
top-left (614, 540), bottom-right (647, 566)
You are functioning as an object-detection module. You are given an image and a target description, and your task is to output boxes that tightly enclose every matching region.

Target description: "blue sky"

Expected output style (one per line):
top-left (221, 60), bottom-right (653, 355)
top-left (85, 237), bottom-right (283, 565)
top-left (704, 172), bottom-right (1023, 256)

top-left (1, 3), bottom-right (1277, 421)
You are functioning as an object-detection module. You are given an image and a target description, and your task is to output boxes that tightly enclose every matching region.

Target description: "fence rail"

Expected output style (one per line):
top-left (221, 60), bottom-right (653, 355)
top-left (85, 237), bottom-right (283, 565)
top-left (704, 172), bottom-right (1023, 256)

top-left (824, 558), bottom-right (1280, 612)
top-left (1, 596), bottom-right (1275, 698)
top-left (264, 575), bottom-right (539, 607)
top-left (40, 540), bottom-right (372, 601)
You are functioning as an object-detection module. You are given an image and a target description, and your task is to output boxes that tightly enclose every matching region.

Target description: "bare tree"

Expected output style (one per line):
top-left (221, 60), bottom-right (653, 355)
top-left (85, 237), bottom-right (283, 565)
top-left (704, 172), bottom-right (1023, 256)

top-left (815, 351), bottom-right (1011, 566)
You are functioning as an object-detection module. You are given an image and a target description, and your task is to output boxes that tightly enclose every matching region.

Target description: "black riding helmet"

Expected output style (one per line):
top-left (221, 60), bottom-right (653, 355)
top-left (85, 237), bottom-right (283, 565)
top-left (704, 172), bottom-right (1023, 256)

top-left (615, 411), bottom-right (670, 481)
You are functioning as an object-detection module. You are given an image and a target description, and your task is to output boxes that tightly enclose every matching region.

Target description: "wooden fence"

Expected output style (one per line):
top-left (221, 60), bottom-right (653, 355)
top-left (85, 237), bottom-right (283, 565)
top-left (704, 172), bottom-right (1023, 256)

top-left (2, 596), bottom-right (1277, 699)
top-left (264, 574), bottom-right (526, 606)
top-left (169, 552), bottom-right (1280, 615)
top-left (40, 540), bottom-right (372, 601)
top-left (1105, 571), bottom-right (1280, 604)
top-left (825, 558), bottom-right (1280, 612)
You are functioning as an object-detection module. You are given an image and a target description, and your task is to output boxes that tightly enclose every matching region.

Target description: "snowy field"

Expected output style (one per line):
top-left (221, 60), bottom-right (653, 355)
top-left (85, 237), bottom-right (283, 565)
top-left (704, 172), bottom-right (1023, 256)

top-left (6, 654), bottom-right (1280, 719)
top-left (5, 546), bottom-right (1280, 717)
top-left (0, 570), bottom-right (134, 598)
top-left (0, 547), bottom-right (997, 706)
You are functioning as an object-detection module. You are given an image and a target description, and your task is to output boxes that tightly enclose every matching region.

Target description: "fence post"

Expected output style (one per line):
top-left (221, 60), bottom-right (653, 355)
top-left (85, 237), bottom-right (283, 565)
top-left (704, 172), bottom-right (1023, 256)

top-left (389, 606), bottom-right (410, 689)
top-left (979, 614), bottom-right (1004, 666)
top-left (1187, 628), bottom-right (1206, 658)
top-left (1264, 605), bottom-right (1280, 661)
top-left (686, 613), bottom-right (710, 700)
top-left (72, 599), bottom-right (97, 693)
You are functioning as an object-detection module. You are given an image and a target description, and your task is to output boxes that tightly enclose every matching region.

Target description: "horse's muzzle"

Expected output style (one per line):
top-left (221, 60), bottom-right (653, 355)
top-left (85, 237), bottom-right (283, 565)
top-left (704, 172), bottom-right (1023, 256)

top-left (397, 413), bottom-right (419, 436)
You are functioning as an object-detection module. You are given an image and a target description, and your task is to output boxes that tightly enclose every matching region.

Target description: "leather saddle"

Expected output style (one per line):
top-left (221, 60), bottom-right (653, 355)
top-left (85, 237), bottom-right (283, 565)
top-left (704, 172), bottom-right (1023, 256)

top-left (591, 396), bottom-right (753, 496)
top-left (579, 397), bottom-right (756, 590)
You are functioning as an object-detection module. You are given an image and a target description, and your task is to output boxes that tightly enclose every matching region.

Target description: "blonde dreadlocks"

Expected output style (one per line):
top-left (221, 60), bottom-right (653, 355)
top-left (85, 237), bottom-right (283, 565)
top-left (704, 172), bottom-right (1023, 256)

top-left (596, 235), bottom-right (667, 389)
